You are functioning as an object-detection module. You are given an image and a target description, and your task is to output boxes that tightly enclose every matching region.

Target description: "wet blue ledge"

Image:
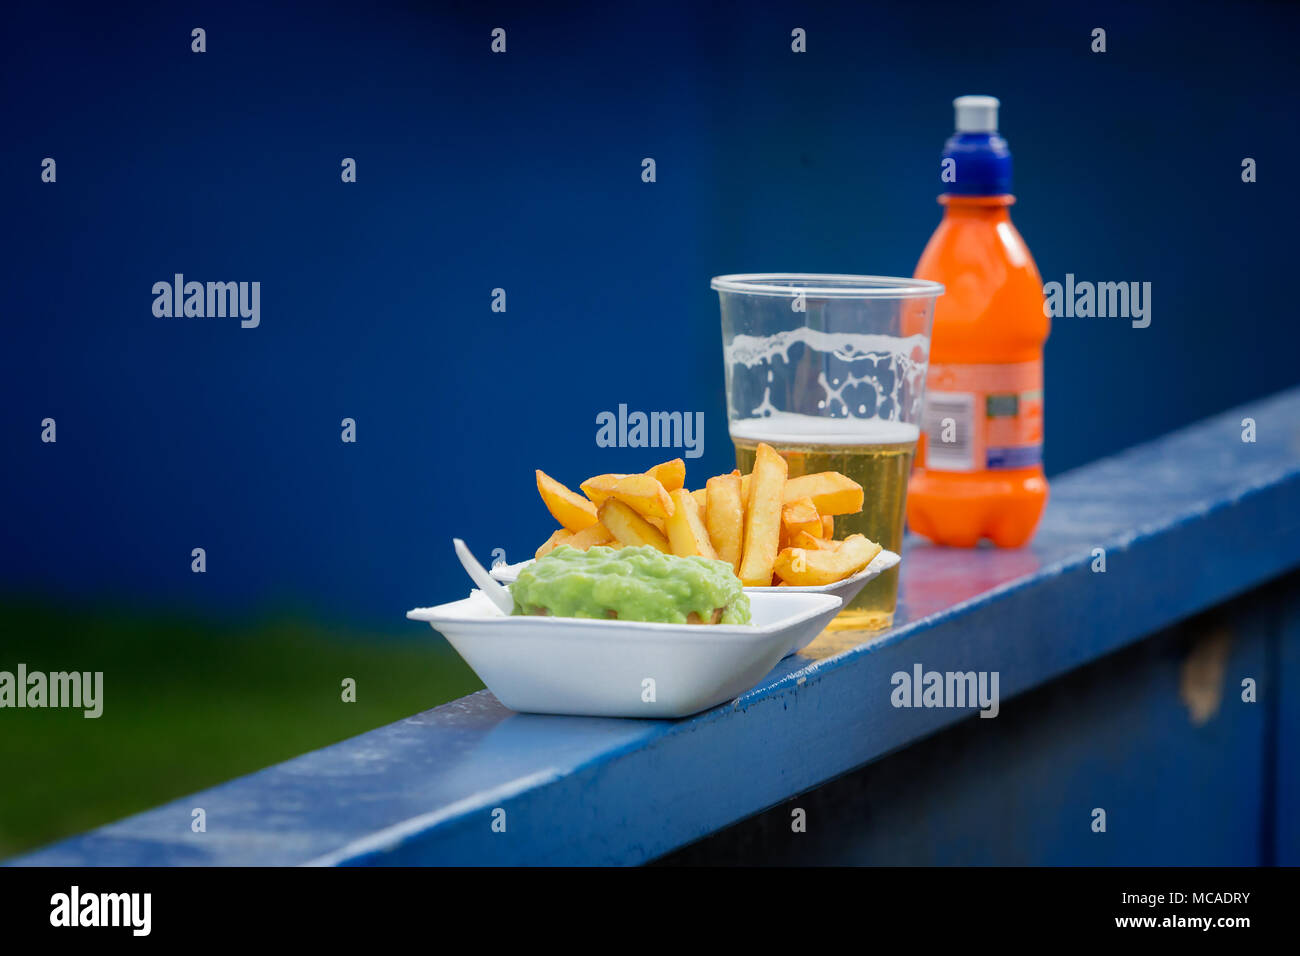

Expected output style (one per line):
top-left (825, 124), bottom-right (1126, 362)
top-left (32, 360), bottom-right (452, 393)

top-left (12, 388), bottom-right (1300, 866)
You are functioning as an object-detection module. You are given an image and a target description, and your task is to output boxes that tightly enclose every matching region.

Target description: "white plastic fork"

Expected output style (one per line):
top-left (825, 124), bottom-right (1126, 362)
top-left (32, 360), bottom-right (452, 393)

top-left (452, 538), bottom-right (516, 615)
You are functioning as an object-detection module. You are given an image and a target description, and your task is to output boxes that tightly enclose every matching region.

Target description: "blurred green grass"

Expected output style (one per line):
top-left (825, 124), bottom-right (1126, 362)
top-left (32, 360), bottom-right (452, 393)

top-left (0, 599), bottom-right (482, 860)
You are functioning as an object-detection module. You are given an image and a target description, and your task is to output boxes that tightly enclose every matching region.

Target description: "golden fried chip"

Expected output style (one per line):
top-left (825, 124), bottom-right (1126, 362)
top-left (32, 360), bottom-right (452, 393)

top-left (581, 473), bottom-right (674, 519)
top-left (665, 489), bottom-right (717, 559)
top-left (705, 473), bottom-right (743, 573)
top-left (738, 442), bottom-right (787, 586)
top-left (773, 533), bottom-right (881, 586)
top-left (562, 523), bottom-right (613, 551)
top-left (782, 472), bottom-right (863, 516)
top-left (535, 529), bottom-right (573, 559)
top-left (536, 470), bottom-right (599, 531)
top-left (598, 499), bottom-right (671, 553)
top-left (645, 458), bottom-right (686, 492)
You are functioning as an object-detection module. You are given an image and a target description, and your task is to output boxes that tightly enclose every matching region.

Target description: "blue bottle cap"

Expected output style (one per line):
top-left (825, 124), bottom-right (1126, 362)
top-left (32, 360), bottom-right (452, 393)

top-left (942, 95), bottom-right (1012, 196)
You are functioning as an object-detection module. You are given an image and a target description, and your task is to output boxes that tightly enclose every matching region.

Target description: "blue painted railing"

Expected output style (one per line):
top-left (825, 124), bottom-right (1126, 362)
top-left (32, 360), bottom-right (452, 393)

top-left (12, 388), bottom-right (1300, 866)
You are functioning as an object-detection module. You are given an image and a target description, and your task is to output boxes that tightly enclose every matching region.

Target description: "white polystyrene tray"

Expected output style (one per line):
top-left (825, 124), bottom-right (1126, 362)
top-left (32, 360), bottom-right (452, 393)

top-left (407, 589), bottom-right (842, 718)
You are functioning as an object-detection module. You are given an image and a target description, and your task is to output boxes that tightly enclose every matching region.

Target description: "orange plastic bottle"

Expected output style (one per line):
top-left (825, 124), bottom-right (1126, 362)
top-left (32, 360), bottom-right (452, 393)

top-left (907, 96), bottom-right (1049, 548)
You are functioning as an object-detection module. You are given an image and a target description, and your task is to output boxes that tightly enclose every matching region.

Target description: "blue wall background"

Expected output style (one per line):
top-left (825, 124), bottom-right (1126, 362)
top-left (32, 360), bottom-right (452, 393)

top-left (3, 0), bottom-right (1296, 632)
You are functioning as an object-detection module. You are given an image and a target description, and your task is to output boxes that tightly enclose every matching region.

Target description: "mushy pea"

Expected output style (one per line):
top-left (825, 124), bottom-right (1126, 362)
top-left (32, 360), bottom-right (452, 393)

top-left (511, 545), bottom-right (752, 625)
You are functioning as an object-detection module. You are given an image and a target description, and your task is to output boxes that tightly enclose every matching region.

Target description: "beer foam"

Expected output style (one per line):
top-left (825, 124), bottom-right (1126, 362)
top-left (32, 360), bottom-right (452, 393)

top-left (725, 329), bottom-right (929, 369)
top-left (730, 412), bottom-right (919, 446)
top-left (724, 328), bottom-right (930, 423)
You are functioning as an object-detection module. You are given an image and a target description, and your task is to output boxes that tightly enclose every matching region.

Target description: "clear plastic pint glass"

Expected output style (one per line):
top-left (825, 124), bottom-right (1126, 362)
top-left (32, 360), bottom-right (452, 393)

top-left (712, 274), bottom-right (944, 630)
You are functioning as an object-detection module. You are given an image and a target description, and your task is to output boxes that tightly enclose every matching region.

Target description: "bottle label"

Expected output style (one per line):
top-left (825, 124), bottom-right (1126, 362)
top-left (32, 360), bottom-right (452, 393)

top-left (922, 360), bottom-right (1043, 471)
